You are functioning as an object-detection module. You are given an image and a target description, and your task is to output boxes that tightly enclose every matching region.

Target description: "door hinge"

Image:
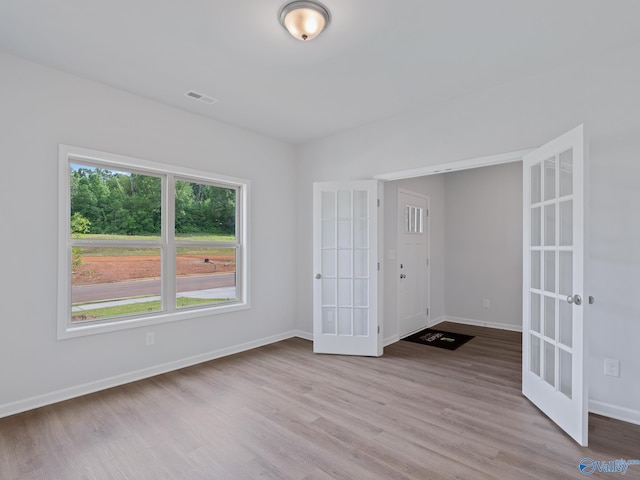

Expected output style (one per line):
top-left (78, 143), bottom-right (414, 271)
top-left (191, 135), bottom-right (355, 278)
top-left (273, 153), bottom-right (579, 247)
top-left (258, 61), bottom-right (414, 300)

top-left (426, 308), bottom-right (429, 316)
top-left (378, 325), bottom-right (380, 334)
top-left (377, 199), bottom-right (380, 207)
top-left (426, 209), bottom-right (429, 217)
top-left (426, 258), bottom-right (429, 267)
top-left (377, 262), bottom-right (380, 271)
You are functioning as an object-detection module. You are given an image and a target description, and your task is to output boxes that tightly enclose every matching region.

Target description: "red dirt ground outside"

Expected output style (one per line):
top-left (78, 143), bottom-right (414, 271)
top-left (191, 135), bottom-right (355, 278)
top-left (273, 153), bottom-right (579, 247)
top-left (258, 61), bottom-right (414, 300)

top-left (73, 254), bottom-right (235, 285)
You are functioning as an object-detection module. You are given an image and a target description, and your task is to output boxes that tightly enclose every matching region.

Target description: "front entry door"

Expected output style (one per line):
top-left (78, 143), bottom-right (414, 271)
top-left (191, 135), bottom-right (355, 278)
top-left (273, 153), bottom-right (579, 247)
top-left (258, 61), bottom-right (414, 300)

top-left (397, 189), bottom-right (429, 337)
top-left (312, 181), bottom-right (382, 356)
top-left (522, 125), bottom-right (588, 446)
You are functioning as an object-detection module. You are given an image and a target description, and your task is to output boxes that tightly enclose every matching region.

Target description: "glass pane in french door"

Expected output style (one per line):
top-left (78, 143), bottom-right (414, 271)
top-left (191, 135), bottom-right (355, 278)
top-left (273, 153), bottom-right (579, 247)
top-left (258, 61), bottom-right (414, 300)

top-left (528, 149), bottom-right (575, 399)
top-left (529, 162), bottom-right (543, 379)
top-left (321, 188), bottom-right (370, 337)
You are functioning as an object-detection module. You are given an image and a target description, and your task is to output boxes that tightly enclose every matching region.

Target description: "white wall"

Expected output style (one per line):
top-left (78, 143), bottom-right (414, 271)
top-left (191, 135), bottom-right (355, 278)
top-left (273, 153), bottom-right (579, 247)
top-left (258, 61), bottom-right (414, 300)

top-left (383, 176), bottom-right (446, 344)
top-left (0, 53), bottom-right (298, 416)
top-left (296, 42), bottom-right (640, 423)
top-left (444, 162), bottom-right (523, 331)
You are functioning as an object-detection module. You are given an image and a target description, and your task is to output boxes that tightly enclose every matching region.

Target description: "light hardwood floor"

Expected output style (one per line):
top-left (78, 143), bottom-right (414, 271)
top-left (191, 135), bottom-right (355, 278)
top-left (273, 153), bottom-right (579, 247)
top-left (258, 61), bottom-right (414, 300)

top-left (1, 322), bottom-right (639, 479)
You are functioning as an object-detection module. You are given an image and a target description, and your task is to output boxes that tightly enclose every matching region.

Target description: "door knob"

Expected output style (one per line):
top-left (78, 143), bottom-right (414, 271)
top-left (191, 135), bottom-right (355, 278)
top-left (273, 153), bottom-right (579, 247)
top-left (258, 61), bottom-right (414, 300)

top-left (315, 273), bottom-right (321, 279)
top-left (589, 296), bottom-right (595, 305)
top-left (566, 294), bottom-right (582, 305)
top-left (400, 274), bottom-right (406, 279)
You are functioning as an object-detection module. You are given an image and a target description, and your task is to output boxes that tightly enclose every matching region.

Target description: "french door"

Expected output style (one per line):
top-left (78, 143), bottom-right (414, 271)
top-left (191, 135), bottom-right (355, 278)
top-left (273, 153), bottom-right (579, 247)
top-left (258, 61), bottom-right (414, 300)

top-left (522, 125), bottom-right (588, 446)
top-left (312, 181), bottom-right (382, 356)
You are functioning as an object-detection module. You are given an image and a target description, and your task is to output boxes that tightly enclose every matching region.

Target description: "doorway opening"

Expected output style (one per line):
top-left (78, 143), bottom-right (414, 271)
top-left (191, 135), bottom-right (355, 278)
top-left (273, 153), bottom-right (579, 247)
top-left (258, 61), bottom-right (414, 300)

top-left (378, 151), bottom-right (527, 346)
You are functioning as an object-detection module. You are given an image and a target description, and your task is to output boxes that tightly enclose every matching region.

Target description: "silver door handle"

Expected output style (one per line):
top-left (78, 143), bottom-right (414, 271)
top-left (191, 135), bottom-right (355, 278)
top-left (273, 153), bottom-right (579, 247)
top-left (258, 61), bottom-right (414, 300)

top-left (567, 294), bottom-right (582, 305)
top-left (315, 273), bottom-right (321, 279)
top-left (589, 296), bottom-right (595, 305)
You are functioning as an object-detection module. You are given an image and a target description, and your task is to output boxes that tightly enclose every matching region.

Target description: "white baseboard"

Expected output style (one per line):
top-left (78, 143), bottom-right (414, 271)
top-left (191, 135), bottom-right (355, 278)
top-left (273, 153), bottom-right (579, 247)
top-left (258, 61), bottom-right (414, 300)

top-left (408, 318), bottom-right (640, 427)
top-left (387, 316), bottom-right (445, 345)
top-left (294, 322), bottom-right (640, 428)
top-left (296, 330), bottom-right (401, 347)
top-left (294, 330), bottom-right (313, 341)
top-left (589, 400), bottom-right (640, 426)
top-left (6, 328), bottom-right (636, 428)
top-left (428, 316), bottom-right (446, 328)
top-left (0, 331), bottom-right (297, 420)
top-left (384, 334), bottom-right (399, 346)
top-left (298, 315), bottom-right (446, 348)
top-left (442, 316), bottom-right (523, 332)
top-left (298, 331), bottom-right (401, 348)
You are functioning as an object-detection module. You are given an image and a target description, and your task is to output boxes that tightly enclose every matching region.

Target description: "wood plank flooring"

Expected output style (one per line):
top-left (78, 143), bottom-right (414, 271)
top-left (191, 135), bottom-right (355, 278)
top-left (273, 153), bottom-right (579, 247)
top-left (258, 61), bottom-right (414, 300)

top-left (1, 322), bottom-right (639, 479)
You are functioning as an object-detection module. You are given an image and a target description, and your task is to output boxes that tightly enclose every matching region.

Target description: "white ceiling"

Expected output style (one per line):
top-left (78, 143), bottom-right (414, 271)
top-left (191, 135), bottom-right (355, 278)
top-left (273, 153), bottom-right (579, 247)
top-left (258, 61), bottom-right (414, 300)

top-left (1, 0), bottom-right (640, 144)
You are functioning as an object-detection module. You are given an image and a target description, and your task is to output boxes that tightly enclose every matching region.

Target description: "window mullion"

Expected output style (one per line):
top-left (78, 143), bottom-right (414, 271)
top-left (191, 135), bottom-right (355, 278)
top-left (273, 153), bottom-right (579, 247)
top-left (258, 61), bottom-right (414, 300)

top-left (165, 173), bottom-right (176, 314)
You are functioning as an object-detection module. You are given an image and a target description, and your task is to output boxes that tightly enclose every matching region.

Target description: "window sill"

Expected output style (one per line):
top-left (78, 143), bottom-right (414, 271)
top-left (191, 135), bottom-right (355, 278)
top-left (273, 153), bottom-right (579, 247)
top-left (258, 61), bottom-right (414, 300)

top-left (57, 302), bottom-right (250, 340)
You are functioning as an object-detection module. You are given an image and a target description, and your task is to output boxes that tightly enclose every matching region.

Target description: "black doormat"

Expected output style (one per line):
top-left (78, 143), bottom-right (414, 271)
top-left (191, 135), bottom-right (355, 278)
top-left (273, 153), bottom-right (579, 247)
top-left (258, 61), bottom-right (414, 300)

top-left (402, 328), bottom-right (474, 350)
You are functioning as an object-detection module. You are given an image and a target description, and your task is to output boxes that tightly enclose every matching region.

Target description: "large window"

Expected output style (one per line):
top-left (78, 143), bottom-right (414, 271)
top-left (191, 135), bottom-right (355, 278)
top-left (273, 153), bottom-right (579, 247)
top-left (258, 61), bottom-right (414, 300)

top-left (58, 145), bottom-right (249, 338)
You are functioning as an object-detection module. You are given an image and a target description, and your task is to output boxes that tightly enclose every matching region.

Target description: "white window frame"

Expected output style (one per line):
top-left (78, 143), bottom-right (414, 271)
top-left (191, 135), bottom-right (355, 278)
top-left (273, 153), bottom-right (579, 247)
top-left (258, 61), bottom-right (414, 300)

top-left (57, 144), bottom-right (250, 339)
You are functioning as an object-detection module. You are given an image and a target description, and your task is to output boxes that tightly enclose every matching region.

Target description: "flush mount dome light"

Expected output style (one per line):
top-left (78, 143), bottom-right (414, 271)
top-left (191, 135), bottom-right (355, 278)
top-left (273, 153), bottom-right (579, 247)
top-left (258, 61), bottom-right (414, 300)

top-left (278, 0), bottom-right (331, 41)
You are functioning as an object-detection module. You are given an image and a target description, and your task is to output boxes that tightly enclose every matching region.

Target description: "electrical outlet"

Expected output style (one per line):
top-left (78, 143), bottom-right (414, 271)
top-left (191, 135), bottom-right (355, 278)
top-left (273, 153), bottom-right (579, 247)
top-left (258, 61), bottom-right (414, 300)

top-left (146, 332), bottom-right (155, 346)
top-left (483, 299), bottom-right (490, 309)
top-left (604, 358), bottom-right (620, 377)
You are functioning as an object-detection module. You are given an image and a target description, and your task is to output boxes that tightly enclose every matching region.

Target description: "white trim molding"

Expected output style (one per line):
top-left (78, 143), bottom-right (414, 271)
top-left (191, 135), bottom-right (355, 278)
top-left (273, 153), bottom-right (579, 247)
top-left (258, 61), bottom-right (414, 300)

top-left (589, 401), bottom-right (640, 426)
top-left (294, 330), bottom-right (313, 341)
top-left (0, 331), bottom-right (296, 420)
top-left (57, 144), bottom-right (251, 339)
top-left (374, 149), bottom-right (535, 181)
top-left (384, 334), bottom-right (399, 347)
top-left (442, 316), bottom-right (523, 332)
top-left (386, 315), bottom-right (446, 346)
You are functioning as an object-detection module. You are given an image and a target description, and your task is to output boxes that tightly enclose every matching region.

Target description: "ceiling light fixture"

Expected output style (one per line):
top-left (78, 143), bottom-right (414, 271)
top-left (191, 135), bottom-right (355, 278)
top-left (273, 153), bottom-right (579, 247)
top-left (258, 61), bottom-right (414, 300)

top-left (278, 1), bottom-right (331, 41)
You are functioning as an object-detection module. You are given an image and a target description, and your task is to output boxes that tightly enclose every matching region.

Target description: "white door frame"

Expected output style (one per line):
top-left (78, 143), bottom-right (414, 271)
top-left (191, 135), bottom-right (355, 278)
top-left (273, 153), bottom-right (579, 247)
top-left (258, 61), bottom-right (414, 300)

top-left (397, 188), bottom-right (430, 338)
top-left (376, 149), bottom-right (531, 343)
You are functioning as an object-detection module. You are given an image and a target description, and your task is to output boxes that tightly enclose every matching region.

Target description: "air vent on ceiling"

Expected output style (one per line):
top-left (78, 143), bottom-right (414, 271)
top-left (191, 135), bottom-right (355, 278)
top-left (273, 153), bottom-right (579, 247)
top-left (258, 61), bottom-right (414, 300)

top-left (185, 90), bottom-right (218, 105)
